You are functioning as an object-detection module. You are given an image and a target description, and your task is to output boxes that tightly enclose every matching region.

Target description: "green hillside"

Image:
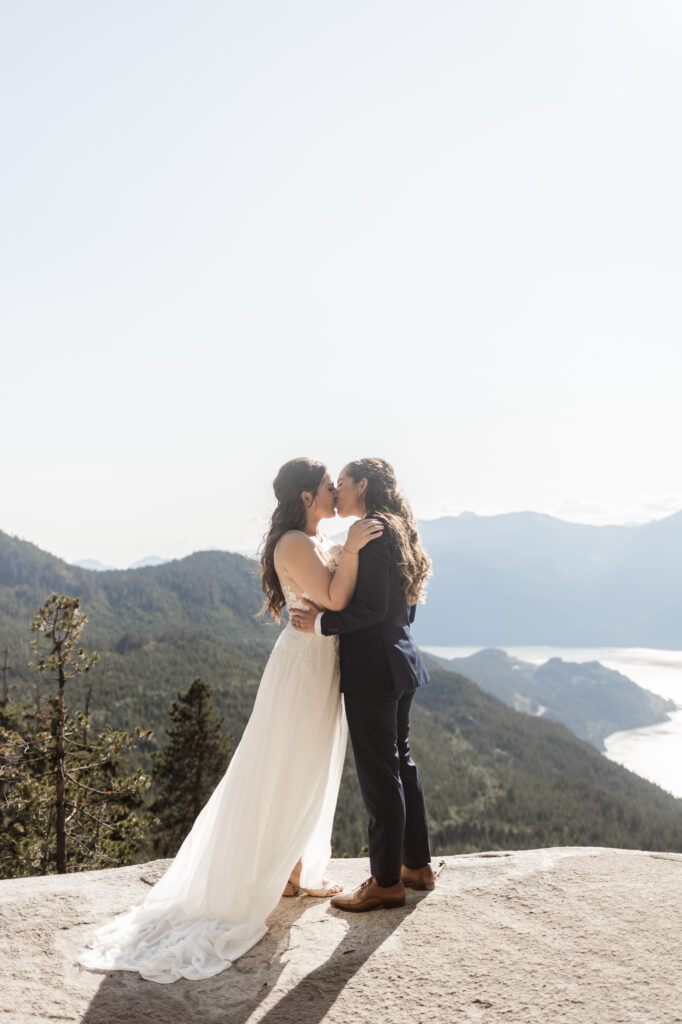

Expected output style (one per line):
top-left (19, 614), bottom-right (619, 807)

top-left (2, 528), bottom-right (682, 863)
top-left (433, 647), bottom-right (675, 749)
top-left (412, 660), bottom-right (682, 854)
top-left (0, 530), bottom-right (277, 687)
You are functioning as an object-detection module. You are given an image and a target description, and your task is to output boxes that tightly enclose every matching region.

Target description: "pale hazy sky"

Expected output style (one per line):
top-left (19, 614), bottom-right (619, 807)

top-left (2, 1), bottom-right (681, 567)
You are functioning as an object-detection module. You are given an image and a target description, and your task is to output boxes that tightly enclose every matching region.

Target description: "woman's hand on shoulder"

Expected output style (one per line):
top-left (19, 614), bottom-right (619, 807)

top-left (344, 518), bottom-right (384, 554)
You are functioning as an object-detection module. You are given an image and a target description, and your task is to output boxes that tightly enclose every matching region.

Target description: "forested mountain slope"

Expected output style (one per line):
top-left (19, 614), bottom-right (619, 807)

top-left (2, 528), bottom-right (681, 859)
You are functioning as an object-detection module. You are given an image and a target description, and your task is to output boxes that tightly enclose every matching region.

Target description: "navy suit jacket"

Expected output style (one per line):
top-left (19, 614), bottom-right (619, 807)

top-left (320, 531), bottom-right (430, 696)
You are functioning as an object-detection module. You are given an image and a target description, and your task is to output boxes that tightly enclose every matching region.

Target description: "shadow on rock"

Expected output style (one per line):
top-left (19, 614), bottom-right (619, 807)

top-left (244, 894), bottom-right (425, 1024)
top-left (78, 893), bottom-right (424, 1024)
top-left (78, 895), bottom-right (310, 1024)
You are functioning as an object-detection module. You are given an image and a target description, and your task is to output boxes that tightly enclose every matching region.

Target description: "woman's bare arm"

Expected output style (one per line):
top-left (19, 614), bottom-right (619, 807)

top-left (274, 521), bottom-right (383, 611)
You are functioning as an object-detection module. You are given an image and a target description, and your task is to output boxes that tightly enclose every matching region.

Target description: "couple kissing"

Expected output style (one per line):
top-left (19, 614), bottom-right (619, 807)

top-left (78, 456), bottom-right (433, 984)
top-left (275, 457), bottom-right (434, 910)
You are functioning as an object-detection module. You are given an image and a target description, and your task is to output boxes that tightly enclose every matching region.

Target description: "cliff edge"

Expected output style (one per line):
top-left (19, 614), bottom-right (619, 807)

top-left (1, 847), bottom-right (680, 1024)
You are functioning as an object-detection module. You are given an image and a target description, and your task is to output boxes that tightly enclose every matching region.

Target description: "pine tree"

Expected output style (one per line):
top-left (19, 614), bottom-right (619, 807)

top-left (149, 677), bottom-right (233, 857)
top-left (0, 593), bottom-right (153, 877)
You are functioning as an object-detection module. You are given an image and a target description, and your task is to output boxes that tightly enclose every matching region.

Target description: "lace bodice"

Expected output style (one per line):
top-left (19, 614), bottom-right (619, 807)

top-left (282, 583), bottom-right (319, 612)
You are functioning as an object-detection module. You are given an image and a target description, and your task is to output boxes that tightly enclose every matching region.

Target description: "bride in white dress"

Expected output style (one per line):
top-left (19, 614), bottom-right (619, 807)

top-left (76, 458), bottom-right (382, 984)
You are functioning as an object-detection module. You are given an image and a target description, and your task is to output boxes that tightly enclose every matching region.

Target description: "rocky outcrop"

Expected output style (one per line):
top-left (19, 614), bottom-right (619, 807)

top-left (2, 847), bottom-right (680, 1023)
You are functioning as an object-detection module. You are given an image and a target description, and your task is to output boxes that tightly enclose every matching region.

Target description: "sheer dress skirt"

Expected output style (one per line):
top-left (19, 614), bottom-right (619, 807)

top-left (76, 623), bottom-right (345, 983)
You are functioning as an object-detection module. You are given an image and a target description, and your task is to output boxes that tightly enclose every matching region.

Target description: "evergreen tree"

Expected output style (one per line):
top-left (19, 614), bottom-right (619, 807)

top-left (150, 677), bottom-right (233, 857)
top-left (0, 594), bottom-right (152, 877)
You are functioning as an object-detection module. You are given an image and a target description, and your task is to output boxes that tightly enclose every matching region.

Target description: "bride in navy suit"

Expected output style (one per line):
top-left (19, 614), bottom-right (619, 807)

top-left (291, 457), bottom-right (434, 911)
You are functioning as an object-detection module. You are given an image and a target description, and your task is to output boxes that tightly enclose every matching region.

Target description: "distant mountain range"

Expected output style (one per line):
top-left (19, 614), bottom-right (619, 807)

top-left (413, 509), bottom-right (682, 647)
top-left (2, 526), bottom-right (682, 858)
top-left (65, 509), bottom-right (682, 648)
top-left (70, 556), bottom-right (170, 572)
top-left (428, 647), bottom-right (674, 750)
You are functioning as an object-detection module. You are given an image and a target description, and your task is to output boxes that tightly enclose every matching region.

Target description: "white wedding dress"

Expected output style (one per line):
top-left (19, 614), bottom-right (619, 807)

top-left (77, 540), bottom-right (346, 984)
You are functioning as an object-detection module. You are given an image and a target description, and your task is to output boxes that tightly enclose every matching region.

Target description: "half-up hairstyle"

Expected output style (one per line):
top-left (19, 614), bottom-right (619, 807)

top-left (260, 457), bottom-right (327, 620)
top-left (345, 457), bottom-right (431, 604)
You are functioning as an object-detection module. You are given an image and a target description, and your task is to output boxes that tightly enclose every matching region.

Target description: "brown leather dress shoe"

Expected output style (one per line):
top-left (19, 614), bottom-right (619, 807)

top-left (401, 863), bottom-right (436, 891)
top-left (330, 876), bottom-right (406, 913)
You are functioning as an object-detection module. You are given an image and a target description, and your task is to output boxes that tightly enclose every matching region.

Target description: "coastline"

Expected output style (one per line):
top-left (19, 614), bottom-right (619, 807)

top-left (422, 644), bottom-right (682, 799)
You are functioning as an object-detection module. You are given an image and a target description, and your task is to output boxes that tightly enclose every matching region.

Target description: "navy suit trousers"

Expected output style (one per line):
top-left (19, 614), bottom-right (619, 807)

top-left (344, 689), bottom-right (431, 887)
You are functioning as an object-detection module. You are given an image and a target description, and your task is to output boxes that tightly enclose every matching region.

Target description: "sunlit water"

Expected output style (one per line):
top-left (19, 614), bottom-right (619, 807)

top-left (421, 645), bottom-right (682, 799)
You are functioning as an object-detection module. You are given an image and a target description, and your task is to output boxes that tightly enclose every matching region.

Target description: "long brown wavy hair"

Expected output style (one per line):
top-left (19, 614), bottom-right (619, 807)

top-left (260, 457), bottom-right (327, 621)
top-left (345, 457), bottom-right (431, 604)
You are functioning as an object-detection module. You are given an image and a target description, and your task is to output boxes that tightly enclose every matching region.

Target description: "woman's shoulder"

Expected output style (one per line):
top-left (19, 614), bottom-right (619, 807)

top-left (360, 527), bottom-right (393, 560)
top-left (274, 530), bottom-right (315, 558)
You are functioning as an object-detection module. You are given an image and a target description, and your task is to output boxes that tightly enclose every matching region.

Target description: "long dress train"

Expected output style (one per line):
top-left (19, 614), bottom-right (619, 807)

top-left (76, 566), bottom-right (346, 984)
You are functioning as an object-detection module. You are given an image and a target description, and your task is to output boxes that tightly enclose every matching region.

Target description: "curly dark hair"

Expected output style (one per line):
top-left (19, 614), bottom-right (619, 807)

top-left (344, 457), bottom-right (431, 604)
top-left (259, 457), bottom-right (327, 620)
